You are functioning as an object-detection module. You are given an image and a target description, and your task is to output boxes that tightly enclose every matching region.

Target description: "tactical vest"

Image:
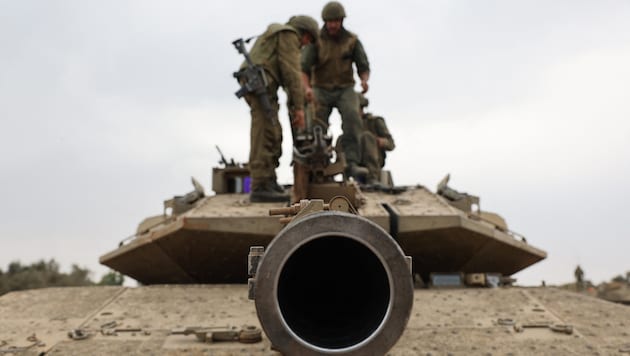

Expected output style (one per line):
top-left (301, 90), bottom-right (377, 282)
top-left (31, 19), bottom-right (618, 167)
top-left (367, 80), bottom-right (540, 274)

top-left (364, 113), bottom-right (380, 135)
top-left (364, 113), bottom-right (395, 153)
top-left (312, 29), bottom-right (358, 89)
top-left (245, 24), bottom-right (298, 84)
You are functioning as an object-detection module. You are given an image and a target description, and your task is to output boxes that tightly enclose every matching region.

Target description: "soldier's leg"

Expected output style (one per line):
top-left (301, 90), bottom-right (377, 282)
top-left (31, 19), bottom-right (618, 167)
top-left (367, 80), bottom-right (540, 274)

top-left (269, 108), bottom-right (282, 171)
top-left (360, 131), bottom-right (381, 183)
top-left (247, 85), bottom-right (281, 191)
top-left (337, 87), bottom-right (364, 167)
top-left (332, 134), bottom-right (347, 168)
top-left (247, 81), bottom-right (289, 202)
top-left (269, 101), bottom-right (283, 192)
top-left (312, 87), bottom-right (334, 131)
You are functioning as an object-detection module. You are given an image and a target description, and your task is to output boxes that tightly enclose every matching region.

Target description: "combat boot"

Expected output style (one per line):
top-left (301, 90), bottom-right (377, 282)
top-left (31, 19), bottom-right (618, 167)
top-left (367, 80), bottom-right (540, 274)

top-left (250, 180), bottom-right (290, 203)
top-left (270, 180), bottom-right (286, 193)
top-left (346, 163), bottom-right (369, 180)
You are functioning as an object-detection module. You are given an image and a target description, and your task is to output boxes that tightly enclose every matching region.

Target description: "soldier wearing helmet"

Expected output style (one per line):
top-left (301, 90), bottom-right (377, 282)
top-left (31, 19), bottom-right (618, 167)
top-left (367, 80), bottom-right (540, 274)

top-left (288, 15), bottom-right (319, 44)
top-left (301, 1), bottom-right (371, 180)
top-left (238, 15), bottom-right (318, 202)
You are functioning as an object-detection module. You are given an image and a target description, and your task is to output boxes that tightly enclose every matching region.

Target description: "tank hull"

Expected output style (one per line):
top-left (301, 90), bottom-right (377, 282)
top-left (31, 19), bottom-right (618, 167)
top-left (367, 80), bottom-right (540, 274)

top-left (100, 187), bottom-right (546, 284)
top-left (2, 285), bottom-right (629, 355)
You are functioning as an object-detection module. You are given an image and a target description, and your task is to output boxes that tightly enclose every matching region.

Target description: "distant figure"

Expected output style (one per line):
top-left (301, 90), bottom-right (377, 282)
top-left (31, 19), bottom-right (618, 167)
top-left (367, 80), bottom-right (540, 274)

top-left (574, 265), bottom-right (584, 291)
top-left (301, 1), bottom-right (371, 179)
top-left (236, 16), bottom-right (319, 202)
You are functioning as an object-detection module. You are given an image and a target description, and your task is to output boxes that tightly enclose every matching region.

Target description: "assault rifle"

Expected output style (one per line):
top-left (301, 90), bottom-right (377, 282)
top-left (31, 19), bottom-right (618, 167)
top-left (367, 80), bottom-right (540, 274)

top-left (232, 38), bottom-right (275, 124)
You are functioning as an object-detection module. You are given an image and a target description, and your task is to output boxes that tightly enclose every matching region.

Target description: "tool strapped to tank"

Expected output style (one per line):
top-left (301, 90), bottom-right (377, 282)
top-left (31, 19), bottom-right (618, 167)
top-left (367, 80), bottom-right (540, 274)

top-left (232, 38), bottom-right (275, 124)
top-left (269, 197), bottom-right (357, 224)
top-left (171, 325), bottom-right (262, 343)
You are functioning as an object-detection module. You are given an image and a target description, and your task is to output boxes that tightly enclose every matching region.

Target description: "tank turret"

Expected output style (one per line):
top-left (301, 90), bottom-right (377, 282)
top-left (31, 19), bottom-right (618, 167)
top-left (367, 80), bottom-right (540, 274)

top-left (100, 126), bottom-right (546, 286)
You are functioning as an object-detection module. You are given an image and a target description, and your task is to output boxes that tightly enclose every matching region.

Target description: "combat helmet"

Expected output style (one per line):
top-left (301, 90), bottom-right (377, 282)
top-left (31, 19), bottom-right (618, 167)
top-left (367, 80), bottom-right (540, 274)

top-left (288, 15), bottom-right (319, 43)
top-left (322, 1), bottom-right (346, 21)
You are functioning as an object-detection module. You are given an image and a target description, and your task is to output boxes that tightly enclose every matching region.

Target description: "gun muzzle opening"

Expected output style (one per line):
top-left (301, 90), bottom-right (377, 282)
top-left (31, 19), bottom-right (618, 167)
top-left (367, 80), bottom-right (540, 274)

top-left (278, 236), bottom-right (390, 350)
top-left (254, 211), bottom-right (413, 355)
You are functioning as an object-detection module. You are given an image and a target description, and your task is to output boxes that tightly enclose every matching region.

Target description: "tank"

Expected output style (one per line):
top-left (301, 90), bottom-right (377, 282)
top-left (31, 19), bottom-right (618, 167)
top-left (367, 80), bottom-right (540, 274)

top-left (5, 129), bottom-right (630, 355)
top-left (98, 151), bottom-right (546, 286)
top-left (98, 126), bottom-right (543, 354)
top-left (598, 279), bottom-right (630, 305)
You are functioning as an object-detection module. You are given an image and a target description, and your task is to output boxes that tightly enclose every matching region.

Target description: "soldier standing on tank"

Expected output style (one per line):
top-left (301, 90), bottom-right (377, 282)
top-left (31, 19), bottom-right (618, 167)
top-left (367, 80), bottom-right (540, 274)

top-left (301, 1), bottom-right (371, 179)
top-left (357, 93), bottom-right (395, 185)
top-left (239, 16), bottom-right (319, 202)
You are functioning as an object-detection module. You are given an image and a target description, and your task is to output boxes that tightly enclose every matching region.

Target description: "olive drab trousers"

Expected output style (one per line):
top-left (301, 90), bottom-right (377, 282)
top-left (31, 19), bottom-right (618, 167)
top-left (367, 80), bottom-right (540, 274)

top-left (313, 86), bottom-right (363, 165)
top-left (245, 79), bottom-right (282, 189)
top-left (336, 131), bottom-right (382, 182)
top-left (360, 131), bottom-right (382, 181)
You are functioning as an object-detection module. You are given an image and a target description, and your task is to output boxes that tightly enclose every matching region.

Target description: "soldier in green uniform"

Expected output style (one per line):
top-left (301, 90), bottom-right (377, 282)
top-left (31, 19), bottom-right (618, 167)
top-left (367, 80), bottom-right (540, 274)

top-left (239, 15), bottom-right (319, 202)
top-left (575, 265), bottom-right (584, 291)
top-left (357, 93), bottom-right (395, 185)
top-left (336, 94), bottom-right (395, 185)
top-left (301, 1), bottom-right (370, 179)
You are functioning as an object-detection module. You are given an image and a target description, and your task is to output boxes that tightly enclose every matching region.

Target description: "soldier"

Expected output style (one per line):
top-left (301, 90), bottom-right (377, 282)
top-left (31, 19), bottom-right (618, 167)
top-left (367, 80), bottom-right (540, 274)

top-left (574, 265), bottom-right (584, 291)
top-left (238, 15), bottom-right (319, 202)
top-left (336, 93), bottom-right (395, 185)
top-left (301, 1), bottom-right (370, 179)
top-left (357, 93), bottom-right (395, 185)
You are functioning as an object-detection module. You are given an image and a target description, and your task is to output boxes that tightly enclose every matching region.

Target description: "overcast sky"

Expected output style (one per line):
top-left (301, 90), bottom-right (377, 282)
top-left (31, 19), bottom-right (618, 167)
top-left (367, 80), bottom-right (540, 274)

top-left (1, 1), bottom-right (628, 286)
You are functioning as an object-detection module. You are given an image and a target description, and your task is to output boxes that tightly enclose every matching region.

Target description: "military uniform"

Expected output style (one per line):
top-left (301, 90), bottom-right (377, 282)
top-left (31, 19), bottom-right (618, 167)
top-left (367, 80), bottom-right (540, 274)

top-left (301, 26), bottom-right (370, 173)
top-left (360, 113), bottom-right (395, 182)
top-left (574, 265), bottom-right (584, 291)
top-left (240, 24), bottom-right (304, 195)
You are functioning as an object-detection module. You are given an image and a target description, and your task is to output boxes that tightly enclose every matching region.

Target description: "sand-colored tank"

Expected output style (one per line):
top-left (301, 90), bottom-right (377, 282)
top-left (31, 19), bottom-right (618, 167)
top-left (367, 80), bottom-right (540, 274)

top-left (3, 285), bottom-right (630, 355)
top-left (598, 279), bottom-right (630, 305)
top-left (99, 165), bottom-right (546, 286)
top-left (92, 130), bottom-right (549, 354)
top-left (5, 136), bottom-right (630, 355)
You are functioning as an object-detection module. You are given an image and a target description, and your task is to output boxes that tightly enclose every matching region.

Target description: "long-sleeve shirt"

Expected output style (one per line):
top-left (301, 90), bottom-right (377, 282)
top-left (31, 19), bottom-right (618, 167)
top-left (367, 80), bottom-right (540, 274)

top-left (242, 23), bottom-right (304, 108)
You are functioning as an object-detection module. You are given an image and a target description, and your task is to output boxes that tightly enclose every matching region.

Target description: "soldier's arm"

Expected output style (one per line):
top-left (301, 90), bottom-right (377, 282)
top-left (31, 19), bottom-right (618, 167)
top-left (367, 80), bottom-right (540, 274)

top-left (359, 72), bottom-right (370, 93)
top-left (277, 30), bottom-right (305, 111)
top-left (300, 44), bottom-right (316, 101)
top-left (353, 39), bottom-right (370, 93)
top-left (301, 73), bottom-right (313, 102)
top-left (375, 117), bottom-right (395, 151)
top-left (300, 43), bottom-right (316, 75)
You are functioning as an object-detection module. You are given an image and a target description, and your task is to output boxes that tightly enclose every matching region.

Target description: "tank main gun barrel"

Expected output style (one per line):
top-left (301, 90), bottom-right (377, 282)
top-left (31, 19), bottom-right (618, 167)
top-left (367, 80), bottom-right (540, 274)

top-left (249, 208), bottom-right (413, 355)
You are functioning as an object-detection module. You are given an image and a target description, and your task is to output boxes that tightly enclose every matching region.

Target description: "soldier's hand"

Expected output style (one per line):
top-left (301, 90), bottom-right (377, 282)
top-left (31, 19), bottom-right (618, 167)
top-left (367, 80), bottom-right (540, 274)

top-left (292, 109), bottom-right (306, 130)
top-left (360, 79), bottom-right (369, 94)
top-left (377, 137), bottom-right (387, 148)
top-left (305, 86), bottom-right (314, 103)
